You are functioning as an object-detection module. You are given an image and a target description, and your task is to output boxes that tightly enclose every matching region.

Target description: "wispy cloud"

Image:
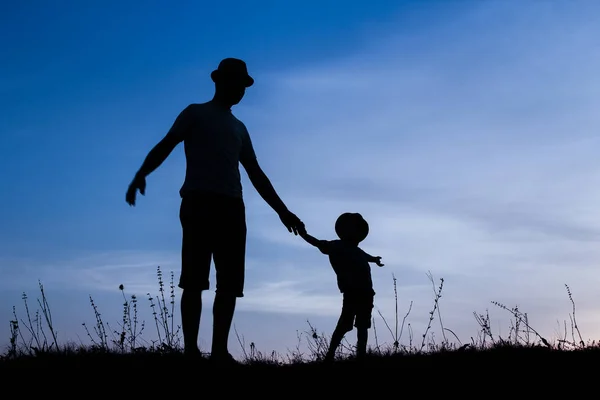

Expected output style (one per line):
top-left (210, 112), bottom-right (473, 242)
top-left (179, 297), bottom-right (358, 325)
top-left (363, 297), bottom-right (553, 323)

top-left (234, 1), bottom-right (600, 342)
top-left (4, 2), bottom-right (600, 353)
top-left (1, 250), bottom-right (180, 294)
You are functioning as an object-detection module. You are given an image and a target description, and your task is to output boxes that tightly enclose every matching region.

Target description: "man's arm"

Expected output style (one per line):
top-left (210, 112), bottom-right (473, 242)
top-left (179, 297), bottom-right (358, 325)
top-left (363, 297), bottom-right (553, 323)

top-left (135, 106), bottom-right (191, 178)
top-left (239, 125), bottom-right (303, 234)
top-left (134, 134), bottom-right (180, 179)
top-left (242, 158), bottom-right (288, 214)
top-left (126, 105), bottom-right (191, 206)
top-left (242, 158), bottom-right (304, 234)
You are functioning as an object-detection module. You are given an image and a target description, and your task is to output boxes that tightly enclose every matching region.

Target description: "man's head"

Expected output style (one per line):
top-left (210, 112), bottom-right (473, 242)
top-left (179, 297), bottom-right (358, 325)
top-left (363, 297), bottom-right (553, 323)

top-left (211, 58), bottom-right (254, 107)
top-left (335, 212), bottom-right (369, 244)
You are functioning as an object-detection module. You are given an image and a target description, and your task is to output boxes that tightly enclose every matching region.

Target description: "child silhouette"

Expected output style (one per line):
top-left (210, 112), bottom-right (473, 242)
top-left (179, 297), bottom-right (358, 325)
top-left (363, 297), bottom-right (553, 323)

top-left (299, 212), bottom-right (384, 362)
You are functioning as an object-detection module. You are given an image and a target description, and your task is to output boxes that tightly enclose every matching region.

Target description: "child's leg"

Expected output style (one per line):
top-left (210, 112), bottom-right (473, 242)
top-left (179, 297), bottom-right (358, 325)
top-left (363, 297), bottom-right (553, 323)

top-left (354, 293), bottom-right (374, 359)
top-left (356, 327), bottom-right (368, 358)
top-left (325, 299), bottom-right (355, 362)
top-left (325, 324), bottom-right (348, 361)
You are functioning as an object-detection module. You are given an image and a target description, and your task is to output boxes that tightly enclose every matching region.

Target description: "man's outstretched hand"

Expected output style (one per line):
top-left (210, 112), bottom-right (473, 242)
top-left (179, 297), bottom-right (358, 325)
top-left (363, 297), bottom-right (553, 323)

top-left (279, 210), bottom-right (304, 235)
top-left (374, 256), bottom-right (384, 267)
top-left (126, 174), bottom-right (146, 206)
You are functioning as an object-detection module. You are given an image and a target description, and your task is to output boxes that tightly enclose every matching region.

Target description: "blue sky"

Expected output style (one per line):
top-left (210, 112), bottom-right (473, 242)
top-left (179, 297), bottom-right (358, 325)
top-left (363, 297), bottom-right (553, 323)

top-left (2, 0), bottom-right (600, 357)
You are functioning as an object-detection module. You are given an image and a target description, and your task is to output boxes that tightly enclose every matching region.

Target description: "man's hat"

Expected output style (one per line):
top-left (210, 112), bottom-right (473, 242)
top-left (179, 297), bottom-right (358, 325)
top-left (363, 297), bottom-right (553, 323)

top-left (211, 58), bottom-right (254, 87)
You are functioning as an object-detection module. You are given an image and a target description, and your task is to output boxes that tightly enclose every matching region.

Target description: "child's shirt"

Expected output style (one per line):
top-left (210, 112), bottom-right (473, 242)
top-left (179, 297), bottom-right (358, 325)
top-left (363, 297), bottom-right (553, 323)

top-left (316, 239), bottom-right (375, 295)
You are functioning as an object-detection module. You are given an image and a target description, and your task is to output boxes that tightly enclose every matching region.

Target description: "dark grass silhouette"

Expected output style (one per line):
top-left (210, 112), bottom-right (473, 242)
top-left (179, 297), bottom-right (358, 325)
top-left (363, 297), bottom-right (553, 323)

top-left (4, 266), bottom-right (600, 375)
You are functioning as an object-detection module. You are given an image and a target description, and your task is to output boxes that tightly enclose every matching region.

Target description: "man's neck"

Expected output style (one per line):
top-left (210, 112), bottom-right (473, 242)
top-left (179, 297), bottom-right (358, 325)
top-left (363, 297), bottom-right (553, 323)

top-left (210, 96), bottom-right (232, 111)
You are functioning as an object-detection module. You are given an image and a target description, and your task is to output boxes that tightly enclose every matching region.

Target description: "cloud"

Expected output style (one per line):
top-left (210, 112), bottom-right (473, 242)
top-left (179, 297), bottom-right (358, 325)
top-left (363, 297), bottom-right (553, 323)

top-left (0, 250), bottom-right (181, 294)
top-left (233, 1), bottom-right (600, 343)
top-left (5, 2), bottom-right (600, 353)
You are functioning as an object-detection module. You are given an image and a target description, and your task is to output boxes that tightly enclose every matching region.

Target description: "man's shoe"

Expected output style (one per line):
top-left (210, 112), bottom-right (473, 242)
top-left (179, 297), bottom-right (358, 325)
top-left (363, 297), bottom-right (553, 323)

top-left (209, 352), bottom-right (240, 366)
top-left (183, 347), bottom-right (203, 359)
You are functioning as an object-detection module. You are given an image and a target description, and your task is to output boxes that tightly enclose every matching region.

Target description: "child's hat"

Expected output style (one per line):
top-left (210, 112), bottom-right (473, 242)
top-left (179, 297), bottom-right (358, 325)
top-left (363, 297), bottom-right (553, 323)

top-left (335, 212), bottom-right (369, 242)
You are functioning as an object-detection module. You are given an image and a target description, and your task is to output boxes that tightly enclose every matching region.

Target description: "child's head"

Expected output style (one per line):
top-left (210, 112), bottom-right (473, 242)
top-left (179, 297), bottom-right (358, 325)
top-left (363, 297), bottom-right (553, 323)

top-left (335, 212), bottom-right (369, 244)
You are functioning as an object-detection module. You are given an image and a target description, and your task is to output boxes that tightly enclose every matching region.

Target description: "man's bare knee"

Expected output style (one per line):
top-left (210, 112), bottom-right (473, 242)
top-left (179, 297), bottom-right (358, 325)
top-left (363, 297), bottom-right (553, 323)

top-left (215, 290), bottom-right (243, 299)
top-left (182, 288), bottom-right (203, 299)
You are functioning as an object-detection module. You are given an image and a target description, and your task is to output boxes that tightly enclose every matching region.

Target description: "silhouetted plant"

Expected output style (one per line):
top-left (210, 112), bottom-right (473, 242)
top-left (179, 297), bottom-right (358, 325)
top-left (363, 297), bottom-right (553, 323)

top-left (8, 312), bottom-right (18, 358)
top-left (109, 284), bottom-right (146, 353)
top-left (375, 273), bottom-right (409, 353)
top-left (473, 309), bottom-right (494, 346)
top-left (565, 284), bottom-right (585, 348)
top-left (82, 295), bottom-right (109, 351)
top-left (5, 270), bottom-right (600, 368)
top-left (490, 301), bottom-right (551, 348)
top-left (146, 266), bottom-right (181, 352)
top-left (8, 283), bottom-right (59, 356)
top-left (420, 271), bottom-right (444, 351)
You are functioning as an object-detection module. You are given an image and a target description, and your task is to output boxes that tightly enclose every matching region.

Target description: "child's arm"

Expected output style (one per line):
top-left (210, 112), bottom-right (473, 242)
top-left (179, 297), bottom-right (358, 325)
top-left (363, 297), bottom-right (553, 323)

top-left (363, 251), bottom-right (384, 267)
top-left (299, 226), bottom-right (331, 254)
top-left (299, 231), bottom-right (322, 248)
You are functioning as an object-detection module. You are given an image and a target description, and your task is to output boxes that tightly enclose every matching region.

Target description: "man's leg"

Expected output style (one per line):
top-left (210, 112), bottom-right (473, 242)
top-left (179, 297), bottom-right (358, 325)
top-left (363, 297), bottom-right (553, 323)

top-left (211, 293), bottom-right (236, 355)
top-left (211, 196), bottom-right (246, 359)
top-left (181, 289), bottom-right (203, 354)
top-left (178, 195), bottom-right (213, 355)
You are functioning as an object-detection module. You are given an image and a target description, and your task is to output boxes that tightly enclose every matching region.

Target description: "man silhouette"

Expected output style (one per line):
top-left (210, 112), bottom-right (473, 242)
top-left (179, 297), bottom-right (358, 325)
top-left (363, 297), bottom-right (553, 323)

top-left (125, 58), bottom-right (304, 363)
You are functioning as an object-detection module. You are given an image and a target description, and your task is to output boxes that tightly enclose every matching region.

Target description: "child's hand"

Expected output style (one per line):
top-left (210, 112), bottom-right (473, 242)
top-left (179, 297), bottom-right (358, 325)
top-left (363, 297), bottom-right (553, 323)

top-left (374, 256), bottom-right (384, 267)
top-left (297, 223), bottom-right (307, 236)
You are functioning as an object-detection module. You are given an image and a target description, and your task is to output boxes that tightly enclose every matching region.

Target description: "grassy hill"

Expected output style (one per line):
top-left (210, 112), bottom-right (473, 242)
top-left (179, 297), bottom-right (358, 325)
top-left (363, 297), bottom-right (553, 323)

top-left (3, 267), bottom-right (598, 381)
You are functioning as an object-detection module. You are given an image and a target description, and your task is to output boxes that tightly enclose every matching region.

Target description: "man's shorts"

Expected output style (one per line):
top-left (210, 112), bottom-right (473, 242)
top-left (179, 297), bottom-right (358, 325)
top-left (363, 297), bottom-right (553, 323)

top-left (336, 291), bottom-right (375, 331)
top-left (178, 191), bottom-right (246, 297)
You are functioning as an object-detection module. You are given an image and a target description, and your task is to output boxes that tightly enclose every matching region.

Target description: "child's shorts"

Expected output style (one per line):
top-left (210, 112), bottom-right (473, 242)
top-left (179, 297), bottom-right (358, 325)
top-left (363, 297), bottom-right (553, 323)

top-left (336, 291), bottom-right (375, 331)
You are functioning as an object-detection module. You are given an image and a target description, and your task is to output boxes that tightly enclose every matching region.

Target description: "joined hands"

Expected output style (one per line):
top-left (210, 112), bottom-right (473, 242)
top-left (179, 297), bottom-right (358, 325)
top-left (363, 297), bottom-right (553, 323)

top-left (279, 209), bottom-right (305, 235)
